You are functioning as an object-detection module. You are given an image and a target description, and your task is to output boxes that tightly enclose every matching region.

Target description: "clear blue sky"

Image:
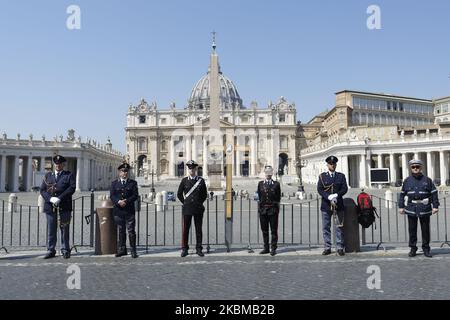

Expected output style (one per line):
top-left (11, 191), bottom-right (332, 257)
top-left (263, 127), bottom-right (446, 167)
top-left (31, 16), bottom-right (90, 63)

top-left (1, 0), bottom-right (449, 153)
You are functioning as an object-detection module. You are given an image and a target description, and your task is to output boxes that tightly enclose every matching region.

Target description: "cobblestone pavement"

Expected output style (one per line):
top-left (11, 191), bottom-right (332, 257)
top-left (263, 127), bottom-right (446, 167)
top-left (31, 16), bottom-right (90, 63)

top-left (2, 247), bottom-right (450, 300)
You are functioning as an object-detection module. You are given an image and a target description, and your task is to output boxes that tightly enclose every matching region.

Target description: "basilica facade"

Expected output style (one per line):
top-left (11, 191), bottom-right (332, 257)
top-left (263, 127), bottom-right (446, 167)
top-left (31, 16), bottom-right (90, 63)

top-left (125, 44), bottom-right (298, 183)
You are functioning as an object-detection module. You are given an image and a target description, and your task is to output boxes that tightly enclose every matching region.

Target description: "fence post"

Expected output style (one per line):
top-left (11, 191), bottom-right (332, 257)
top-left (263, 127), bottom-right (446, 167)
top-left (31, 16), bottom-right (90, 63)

top-left (441, 198), bottom-right (450, 248)
top-left (90, 190), bottom-right (95, 247)
top-left (376, 197), bottom-right (386, 251)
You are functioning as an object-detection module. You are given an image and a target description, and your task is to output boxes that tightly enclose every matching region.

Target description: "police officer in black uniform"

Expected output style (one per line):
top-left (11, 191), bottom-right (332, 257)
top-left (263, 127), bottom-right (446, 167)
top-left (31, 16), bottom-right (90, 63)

top-left (40, 155), bottom-right (76, 259)
top-left (257, 165), bottom-right (281, 256)
top-left (317, 155), bottom-right (348, 256)
top-left (399, 159), bottom-right (439, 258)
top-left (110, 163), bottom-right (139, 258)
top-left (177, 160), bottom-right (208, 257)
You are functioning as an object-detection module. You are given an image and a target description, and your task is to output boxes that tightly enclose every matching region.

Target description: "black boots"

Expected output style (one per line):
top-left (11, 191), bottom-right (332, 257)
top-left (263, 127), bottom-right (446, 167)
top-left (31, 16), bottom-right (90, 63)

top-left (196, 249), bottom-right (204, 257)
top-left (116, 232), bottom-right (127, 257)
top-left (270, 248), bottom-right (277, 256)
top-left (129, 233), bottom-right (138, 259)
top-left (181, 249), bottom-right (188, 257)
top-left (322, 249), bottom-right (332, 256)
top-left (62, 250), bottom-right (71, 259)
top-left (43, 251), bottom-right (56, 259)
top-left (337, 249), bottom-right (345, 256)
top-left (408, 248), bottom-right (417, 257)
top-left (260, 246), bottom-right (270, 255)
top-left (423, 249), bottom-right (432, 258)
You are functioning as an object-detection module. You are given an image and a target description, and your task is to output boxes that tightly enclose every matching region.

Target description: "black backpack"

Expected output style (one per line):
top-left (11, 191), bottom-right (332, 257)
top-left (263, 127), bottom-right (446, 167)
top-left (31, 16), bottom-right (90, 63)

top-left (356, 192), bottom-right (379, 229)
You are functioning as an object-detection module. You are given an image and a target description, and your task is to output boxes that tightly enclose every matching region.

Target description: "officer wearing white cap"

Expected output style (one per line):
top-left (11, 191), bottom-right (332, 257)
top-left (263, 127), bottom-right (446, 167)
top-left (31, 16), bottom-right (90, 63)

top-left (399, 159), bottom-right (439, 258)
top-left (110, 162), bottom-right (139, 258)
top-left (177, 160), bottom-right (208, 257)
top-left (256, 165), bottom-right (281, 255)
top-left (317, 155), bottom-right (348, 256)
top-left (40, 155), bottom-right (76, 259)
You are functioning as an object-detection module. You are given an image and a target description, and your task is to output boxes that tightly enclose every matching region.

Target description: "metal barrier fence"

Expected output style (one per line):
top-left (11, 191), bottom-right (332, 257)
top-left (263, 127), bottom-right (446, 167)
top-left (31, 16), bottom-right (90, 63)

top-left (1, 192), bottom-right (450, 253)
top-left (135, 196), bottom-right (324, 252)
top-left (363, 195), bottom-right (450, 250)
top-left (0, 192), bottom-right (94, 253)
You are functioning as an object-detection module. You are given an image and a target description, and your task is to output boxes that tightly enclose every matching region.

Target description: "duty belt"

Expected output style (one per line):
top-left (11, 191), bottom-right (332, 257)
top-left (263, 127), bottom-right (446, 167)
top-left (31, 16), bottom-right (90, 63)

top-left (411, 198), bottom-right (430, 204)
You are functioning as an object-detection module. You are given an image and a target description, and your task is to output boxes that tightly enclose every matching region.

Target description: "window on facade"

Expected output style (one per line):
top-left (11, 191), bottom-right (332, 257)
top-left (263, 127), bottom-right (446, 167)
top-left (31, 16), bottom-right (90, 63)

top-left (161, 118), bottom-right (166, 125)
top-left (241, 116), bottom-right (248, 123)
top-left (138, 138), bottom-right (147, 152)
top-left (259, 117), bottom-right (264, 124)
top-left (279, 114), bottom-right (286, 122)
top-left (399, 103), bottom-right (404, 111)
top-left (224, 117), bottom-right (229, 122)
top-left (393, 102), bottom-right (398, 111)
top-left (161, 140), bottom-right (167, 152)
top-left (139, 115), bottom-right (146, 124)
top-left (280, 136), bottom-right (288, 149)
top-left (352, 113), bottom-right (359, 125)
top-left (176, 117), bottom-right (184, 124)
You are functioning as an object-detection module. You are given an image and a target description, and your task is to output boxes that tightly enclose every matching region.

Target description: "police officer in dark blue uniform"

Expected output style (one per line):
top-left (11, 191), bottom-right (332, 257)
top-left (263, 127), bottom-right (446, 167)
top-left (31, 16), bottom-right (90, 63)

top-left (257, 165), bottom-right (281, 256)
top-left (399, 159), bottom-right (439, 258)
top-left (317, 155), bottom-right (348, 256)
top-left (177, 160), bottom-right (208, 257)
top-left (110, 163), bottom-right (139, 258)
top-left (40, 155), bottom-right (76, 259)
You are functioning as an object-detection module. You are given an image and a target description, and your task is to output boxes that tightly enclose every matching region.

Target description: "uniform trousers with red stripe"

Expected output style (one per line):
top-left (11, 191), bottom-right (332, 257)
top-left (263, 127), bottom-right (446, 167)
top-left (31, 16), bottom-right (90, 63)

top-left (181, 214), bottom-right (203, 250)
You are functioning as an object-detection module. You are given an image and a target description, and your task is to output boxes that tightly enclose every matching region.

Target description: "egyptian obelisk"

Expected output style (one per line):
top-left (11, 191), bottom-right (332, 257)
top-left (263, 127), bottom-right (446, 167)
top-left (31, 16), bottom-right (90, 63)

top-left (207, 32), bottom-right (223, 191)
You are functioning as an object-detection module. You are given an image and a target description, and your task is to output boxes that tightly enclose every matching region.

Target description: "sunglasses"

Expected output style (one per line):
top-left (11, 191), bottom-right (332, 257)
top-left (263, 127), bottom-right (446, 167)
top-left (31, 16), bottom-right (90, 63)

top-left (411, 166), bottom-right (421, 169)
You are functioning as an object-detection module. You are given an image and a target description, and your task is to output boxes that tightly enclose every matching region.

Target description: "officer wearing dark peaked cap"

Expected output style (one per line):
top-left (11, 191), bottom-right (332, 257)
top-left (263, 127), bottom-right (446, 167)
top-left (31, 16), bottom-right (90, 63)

top-left (257, 165), bottom-right (281, 256)
top-left (177, 160), bottom-right (208, 257)
top-left (40, 155), bottom-right (76, 259)
top-left (110, 162), bottom-right (139, 258)
top-left (317, 155), bottom-right (348, 256)
top-left (399, 159), bottom-right (439, 258)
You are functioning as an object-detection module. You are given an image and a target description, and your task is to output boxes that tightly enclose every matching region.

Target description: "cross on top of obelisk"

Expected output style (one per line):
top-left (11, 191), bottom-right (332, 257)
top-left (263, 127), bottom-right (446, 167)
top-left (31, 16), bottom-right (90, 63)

top-left (211, 31), bottom-right (217, 51)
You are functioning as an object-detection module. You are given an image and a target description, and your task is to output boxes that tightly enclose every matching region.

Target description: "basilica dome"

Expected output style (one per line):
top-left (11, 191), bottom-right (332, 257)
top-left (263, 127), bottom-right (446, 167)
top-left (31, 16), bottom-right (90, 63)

top-left (188, 65), bottom-right (243, 110)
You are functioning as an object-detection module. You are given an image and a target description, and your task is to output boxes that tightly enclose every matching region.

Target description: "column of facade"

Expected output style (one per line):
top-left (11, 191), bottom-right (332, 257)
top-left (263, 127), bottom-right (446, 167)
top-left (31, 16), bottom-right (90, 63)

top-left (94, 160), bottom-right (98, 190)
top-left (341, 155), bottom-right (349, 187)
top-left (83, 158), bottom-right (90, 191)
top-left (250, 134), bottom-right (257, 176)
top-left (440, 151), bottom-right (449, 185)
top-left (202, 137), bottom-right (208, 176)
top-left (426, 152), bottom-right (434, 180)
top-left (169, 138), bottom-right (175, 177)
top-left (40, 156), bottom-right (46, 173)
top-left (186, 135), bottom-right (192, 163)
top-left (377, 154), bottom-right (383, 168)
top-left (272, 132), bottom-right (279, 173)
top-left (0, 155), bottom-right (6, 192)
top-left (12, 155), bottom-right (19, 192)
top-left (389, 153), bottom-right (397, 184)
top-left (192, 135), bottom-right (197, 162)
top-left (26, 155), bottom-right (33, 191)
top-left (401, 153), bottom-right (408, 181)
top-left (236, 137), bottom-right (241, 177)
top-left (359, 154), bottom-right (368, 188)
